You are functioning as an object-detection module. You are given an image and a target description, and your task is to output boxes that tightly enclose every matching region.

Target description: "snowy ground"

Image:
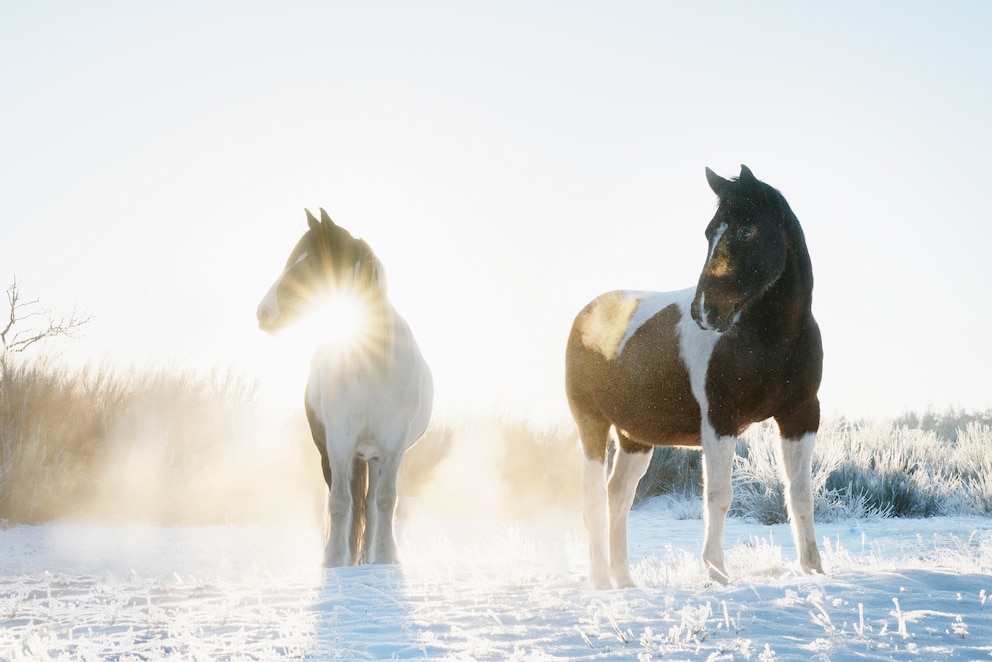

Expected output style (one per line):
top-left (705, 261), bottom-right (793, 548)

top-left (2, 499), bottom-right (991, 661)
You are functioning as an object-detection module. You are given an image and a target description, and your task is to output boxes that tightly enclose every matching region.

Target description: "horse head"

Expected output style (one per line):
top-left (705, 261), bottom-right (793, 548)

top-left (257, 208), bottom-right (386, 334)
top-left (690, 165), bottom-right (794, 333)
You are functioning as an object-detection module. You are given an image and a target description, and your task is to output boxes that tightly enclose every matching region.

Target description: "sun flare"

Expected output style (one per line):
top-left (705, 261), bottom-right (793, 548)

top-left (306, 290), bottom-right (371, 353)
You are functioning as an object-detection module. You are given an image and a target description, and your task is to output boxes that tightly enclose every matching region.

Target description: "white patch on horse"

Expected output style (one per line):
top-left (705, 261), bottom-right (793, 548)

top-left (707, 223), bottom-right (732, 277)
top-left (257, 278), bottom-right (282, 324)
top-left (676, 300), bottom-right (720, 410)
top-left (708, 223), bottom-right (728, 260)
top-left (616, 289), bottom-right (693, 357)
top-left (676, 302), bottom-right (735, 581)
top-left (579, 291), bottom-right (640, 360)
top-left (257, 250), bottom-right (310, 327)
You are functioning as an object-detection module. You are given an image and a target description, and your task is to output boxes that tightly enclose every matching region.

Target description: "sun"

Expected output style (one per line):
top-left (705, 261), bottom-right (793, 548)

top-left (246, 287), bottom-right (375, 412)
top-left (304, 289), bottom-right (371, 354)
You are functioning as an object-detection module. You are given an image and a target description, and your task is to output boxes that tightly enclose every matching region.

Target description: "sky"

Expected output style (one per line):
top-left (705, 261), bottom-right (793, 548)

top-left (2, 1), bottom-right (991, 422)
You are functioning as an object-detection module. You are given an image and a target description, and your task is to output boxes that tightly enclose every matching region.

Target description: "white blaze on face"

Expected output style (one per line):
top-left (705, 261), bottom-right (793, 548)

top-left (257, 250), bottom-right (309, 330)
top-left (257, 281), bottom-right (282, 330)
top-left (706, 223), bottom-right (731, 277)
top-left (708, 223), bottom-right (728, 260)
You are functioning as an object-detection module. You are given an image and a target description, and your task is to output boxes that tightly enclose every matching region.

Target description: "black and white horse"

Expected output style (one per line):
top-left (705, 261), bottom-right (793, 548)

top-left (565, 166), bottom-right (823, 588)
top-left (257, 209), bottom-right (433, 567)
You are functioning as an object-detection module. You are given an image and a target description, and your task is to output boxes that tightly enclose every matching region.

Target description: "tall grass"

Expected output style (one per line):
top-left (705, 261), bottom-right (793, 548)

top-left (0, 358), bottom-right (323, 524)
top-left (1, 356), bottom-right (990, 525)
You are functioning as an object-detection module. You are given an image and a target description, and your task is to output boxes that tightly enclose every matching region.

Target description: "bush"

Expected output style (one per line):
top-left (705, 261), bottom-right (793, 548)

top-left (633, 415), bottom-right (992, 523)
top-left (2, 357), bottom-right (990, 526)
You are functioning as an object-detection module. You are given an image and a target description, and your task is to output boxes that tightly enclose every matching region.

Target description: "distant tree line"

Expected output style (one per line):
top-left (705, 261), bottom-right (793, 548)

top-left (893, 408), bottom-right (992, 442)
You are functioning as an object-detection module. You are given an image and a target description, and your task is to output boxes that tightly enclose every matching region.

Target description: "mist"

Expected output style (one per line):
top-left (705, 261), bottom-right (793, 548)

top-left (0, 358), bottom-right (584, 531)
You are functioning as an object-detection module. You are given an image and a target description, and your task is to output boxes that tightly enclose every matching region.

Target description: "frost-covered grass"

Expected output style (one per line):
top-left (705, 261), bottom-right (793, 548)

top-left (638, 418), bottom-right (992, 524)
top-left (3, 359), bottom-right (992, 659)
top-left (2, 504), bottom-right (991, 660)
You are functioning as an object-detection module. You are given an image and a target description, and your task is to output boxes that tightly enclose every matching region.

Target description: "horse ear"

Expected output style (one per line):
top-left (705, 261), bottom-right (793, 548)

top-left (305, 208), bottom-right (319, 230)
top-left (705, 167), bottom-right (731, 197)
top-left (738, 164), bottom-right (757, 186)
top-left (319, 207), bottom-right (336, 228)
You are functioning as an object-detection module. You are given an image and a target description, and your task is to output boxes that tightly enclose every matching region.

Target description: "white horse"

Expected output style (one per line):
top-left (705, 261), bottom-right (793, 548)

top-left (257, 208), bottom-right (433, 566)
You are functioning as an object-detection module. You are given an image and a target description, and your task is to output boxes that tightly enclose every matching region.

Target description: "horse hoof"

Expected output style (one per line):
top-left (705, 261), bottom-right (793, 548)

top-left (590, 574), bottom-right (613, 590)
top-left (612, 573), bottom-right (637, 589)
top-left (706, 565), bottom-right (730, 585)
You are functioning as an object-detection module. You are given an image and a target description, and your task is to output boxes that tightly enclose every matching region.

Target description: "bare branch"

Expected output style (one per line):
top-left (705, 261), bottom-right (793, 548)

top-left (1, 277), bottom-right (92, 363)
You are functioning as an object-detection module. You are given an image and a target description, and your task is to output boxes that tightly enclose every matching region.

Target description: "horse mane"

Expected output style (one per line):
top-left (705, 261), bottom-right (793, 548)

top-left (721, 170), bottom-right (814, 293)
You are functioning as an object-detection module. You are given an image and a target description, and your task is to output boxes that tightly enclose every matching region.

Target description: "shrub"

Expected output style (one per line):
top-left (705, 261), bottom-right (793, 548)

top-left (633, 415), bottom-right (992, 523)
top-left (2, 357), bottom-right (990, 526)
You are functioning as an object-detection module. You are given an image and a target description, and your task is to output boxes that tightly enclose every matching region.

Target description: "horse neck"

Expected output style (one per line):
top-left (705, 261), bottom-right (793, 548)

top-left (748, 222), bottom-right (815, 336)
top-left (366, 289), bottom-right (398, 364)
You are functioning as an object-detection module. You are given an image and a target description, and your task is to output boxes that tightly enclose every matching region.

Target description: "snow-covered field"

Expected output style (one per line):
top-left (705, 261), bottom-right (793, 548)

top-left (2, 499), bottom-right (991, 661)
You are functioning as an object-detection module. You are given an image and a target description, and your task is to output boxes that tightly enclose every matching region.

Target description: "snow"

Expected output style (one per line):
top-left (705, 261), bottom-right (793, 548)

top-left (2, 501), bottom-right (991, 660)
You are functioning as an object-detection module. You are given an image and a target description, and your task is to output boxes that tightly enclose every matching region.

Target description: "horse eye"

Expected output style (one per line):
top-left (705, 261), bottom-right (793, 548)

top-left (736, 226), bottom-right (757, 241)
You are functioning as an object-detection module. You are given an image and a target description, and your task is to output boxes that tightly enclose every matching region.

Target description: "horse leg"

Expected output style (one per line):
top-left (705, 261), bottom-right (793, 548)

top-left (576, 413), bottom-right (612, 589)
top-left (700, 430), bottom-right (736, 583)
top-left (349, 457), bottom-right (368, 565)
top-left (306, 399), bottom-right (343, 566)
top-left (607, 434), bottom-right (653, 588)
top-left (364, 451), bottom-right (402, 564)
top-left (322, 450), bottom-right (358, 568)
top-left (779, 432), bottom-right (823, 574)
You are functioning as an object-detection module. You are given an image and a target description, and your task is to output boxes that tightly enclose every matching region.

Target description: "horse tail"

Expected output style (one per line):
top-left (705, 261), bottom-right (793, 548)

top-left (349, 457), bottom-right (368, 564)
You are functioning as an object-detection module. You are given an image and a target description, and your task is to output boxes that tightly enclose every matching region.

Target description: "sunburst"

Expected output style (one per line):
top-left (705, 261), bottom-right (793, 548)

top-left (307, 289), bottom-right (371, 354)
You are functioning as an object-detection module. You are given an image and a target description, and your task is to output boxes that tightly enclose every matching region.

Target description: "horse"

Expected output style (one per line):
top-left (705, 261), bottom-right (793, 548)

top-left (257, 208), bottom-right (433, 567)
top-left (565, 165), bottom-right (823, 588)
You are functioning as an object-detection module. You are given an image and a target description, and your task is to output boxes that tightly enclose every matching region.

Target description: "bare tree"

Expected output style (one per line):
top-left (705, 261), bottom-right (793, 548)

top-left (1, 277), bottom-right (92, 369)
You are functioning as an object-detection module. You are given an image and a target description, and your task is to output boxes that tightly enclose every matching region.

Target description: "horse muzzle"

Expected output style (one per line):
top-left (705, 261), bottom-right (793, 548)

top-left (691, 291), bottom-right (740, 334)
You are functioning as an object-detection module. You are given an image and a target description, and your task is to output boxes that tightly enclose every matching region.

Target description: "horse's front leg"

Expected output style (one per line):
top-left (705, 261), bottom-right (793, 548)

top-left (365, 452), bottom-right (402, 564)
top-left (779, 432), bottom-right (823, 574)
top-left (700, 431), bottom-right (736, 583)
top-left (323, 453), bottom-right (356, 568)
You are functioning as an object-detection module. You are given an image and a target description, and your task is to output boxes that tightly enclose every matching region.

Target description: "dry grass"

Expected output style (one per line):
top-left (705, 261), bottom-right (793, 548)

top-left (2, 356), bottom-right (990, 525)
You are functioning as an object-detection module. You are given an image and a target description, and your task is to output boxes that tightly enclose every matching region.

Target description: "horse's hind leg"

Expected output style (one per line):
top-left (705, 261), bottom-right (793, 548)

top-left (576, 413), bottom-right (612, 589)
top-left (608, 433), bottom-right (653, 588)
top-left (365, 452), bottom-right (402, 564)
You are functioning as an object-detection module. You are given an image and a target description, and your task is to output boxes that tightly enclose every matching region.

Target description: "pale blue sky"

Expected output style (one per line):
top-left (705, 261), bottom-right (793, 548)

top-left (2, 1), bottom-right (990, 420)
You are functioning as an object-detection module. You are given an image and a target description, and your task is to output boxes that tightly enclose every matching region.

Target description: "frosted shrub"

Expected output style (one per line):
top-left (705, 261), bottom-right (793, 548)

top-left (634, 415), bottom-right (992, 522)
top-left (948, 423), bottom-right (992, 515)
